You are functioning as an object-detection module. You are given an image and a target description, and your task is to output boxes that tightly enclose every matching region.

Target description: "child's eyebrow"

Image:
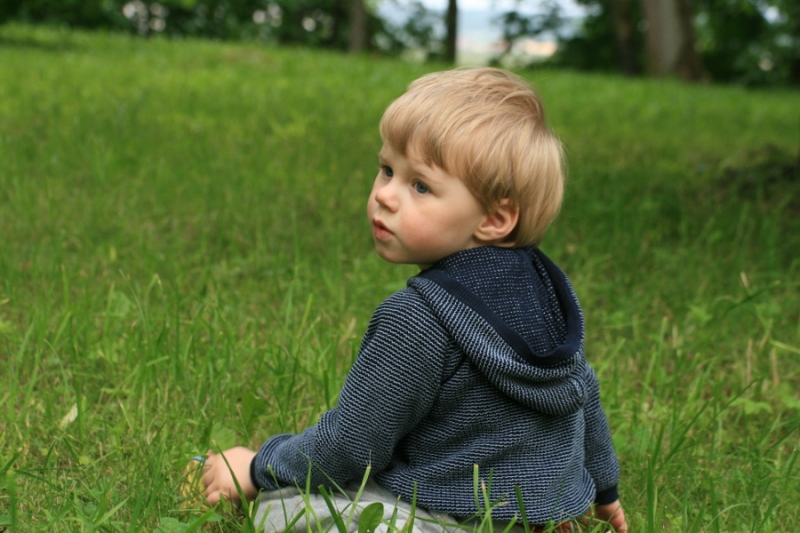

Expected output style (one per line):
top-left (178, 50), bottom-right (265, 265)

top-left (410, 166), bottom-right (434, 182)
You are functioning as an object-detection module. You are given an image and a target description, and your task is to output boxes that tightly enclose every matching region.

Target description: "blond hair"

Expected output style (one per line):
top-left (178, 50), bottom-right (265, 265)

top-left (379, 67), bottom-right (564, 246)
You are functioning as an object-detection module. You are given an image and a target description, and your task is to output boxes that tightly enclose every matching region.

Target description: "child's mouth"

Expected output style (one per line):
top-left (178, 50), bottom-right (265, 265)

top-left (372, 219), bottom-right (392, 240)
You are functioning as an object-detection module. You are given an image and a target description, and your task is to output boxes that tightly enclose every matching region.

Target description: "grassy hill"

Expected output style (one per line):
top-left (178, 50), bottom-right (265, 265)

top-left (1, 24), bottom-right (799, 532)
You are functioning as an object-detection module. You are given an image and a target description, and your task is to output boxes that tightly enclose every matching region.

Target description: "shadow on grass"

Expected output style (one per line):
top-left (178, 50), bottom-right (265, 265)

top-left (0, 35), bottom-right (78, 52)
top-left (708, 144), bottom-right (800, 214)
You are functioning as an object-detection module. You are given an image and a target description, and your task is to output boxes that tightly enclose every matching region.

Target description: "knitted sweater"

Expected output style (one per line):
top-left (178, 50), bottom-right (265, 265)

top-left (251, 246), bottom-right (620, 524)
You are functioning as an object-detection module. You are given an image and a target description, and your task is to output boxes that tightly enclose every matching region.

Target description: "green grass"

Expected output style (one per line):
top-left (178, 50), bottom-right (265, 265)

top-left (1, 23), bottom-right (799, 532)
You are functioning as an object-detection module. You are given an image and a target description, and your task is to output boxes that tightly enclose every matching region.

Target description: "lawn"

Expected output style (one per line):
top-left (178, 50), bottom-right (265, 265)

top-left (1, 24), bottom-right (799, 532)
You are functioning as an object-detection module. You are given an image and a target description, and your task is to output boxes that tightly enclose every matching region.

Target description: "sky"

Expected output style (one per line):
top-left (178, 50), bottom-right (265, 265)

top-left (378, 0), bottom-right (587, 63)
top-left (409, 0), bottom-right (587, 48)
top-left (419, 0), bottom-right (586, 16)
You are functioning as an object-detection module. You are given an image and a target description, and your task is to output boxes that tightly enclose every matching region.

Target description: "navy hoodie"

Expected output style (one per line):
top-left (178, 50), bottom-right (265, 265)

top-left (252, 246), bottom-right (620, 524)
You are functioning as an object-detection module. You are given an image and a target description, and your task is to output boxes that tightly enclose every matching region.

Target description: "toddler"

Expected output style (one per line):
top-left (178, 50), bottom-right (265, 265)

top-left (201, 67), bottom-right (627, 533)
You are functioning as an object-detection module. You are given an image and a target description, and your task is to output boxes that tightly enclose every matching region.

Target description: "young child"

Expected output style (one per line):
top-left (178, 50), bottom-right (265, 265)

top-left (201, 67), bottom-right (627, 532)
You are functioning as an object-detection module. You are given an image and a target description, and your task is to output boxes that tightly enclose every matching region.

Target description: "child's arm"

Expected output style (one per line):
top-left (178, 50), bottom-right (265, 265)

top-left (581, 365), bottom-right (625, 525)
top-left (248, 290), bottom-right (449, 491)
top-left (202, 447), bottom-right (258, 505)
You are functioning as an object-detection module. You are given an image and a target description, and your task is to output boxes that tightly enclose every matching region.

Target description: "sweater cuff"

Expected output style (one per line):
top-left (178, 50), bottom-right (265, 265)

top-left (594, 485), bottom-right (619, 505)
top-left (252, 433), bottom-right (294, 490)
top-left (249, 457), bottom-right (264, 491)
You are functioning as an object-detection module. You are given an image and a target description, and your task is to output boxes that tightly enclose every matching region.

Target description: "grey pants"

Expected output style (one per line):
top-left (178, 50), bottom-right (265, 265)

top-left (252, 481), bottom-right (529, 533)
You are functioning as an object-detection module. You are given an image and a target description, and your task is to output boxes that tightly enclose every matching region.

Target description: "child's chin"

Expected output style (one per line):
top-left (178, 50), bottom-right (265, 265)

top-left (377, 253), bottom-right (406, 264)
top-left (374, 246), bottom-right (435, 267)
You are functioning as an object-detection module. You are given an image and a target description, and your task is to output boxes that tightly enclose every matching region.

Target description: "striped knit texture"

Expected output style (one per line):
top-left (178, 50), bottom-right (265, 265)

top-left (252, 246), bottom-right (619, 524)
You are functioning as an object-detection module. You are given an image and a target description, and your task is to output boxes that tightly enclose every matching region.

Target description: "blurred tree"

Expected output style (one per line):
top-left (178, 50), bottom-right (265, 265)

top-left (0, 0), bottom-right (399, 54)
top-left (368, 0), bottom-right (442, 59)
top-left (552, 0), bottom-right (797, 86)
top-left (444, 0), bottom-right (457, 63)
top-left (493, 0), bottom-right (564, 66)
top-left (778, 0), bottom-right (800, 84)
top-left (640, 0), bottom-right (705, 80)
top-left (0, 0), bottom-right (26, 26)
top-left (609, 0), bottom-right (636, 75)
top-left (349, 0), bottom-right (366, 52)
top-left (543, 0), bottom-right (643, 73)
top-left (2, 0), bottom-right (127, 29)
top-left (696, 0), bottom-right (799, 85)
top-left (694, 0), bottom-right (768, 83)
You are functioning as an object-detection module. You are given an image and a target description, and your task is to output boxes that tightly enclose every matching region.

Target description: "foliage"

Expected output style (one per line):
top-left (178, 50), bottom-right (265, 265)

top-left (541, 0), bottom-right (645, 74)
top-left (692, 0), bottom-right (800, 86)
top-left (372, 0), bottom-right (444, 60)
top-left (491, 0), bottom-right (566, 66)
top-left (548, 0), bottom-right (799, 86)
top-left (1, 0), bottom-right (129, 29)
top-left (1, 25), bottom-right (800, 531)
top-left (0, 0), bottom-right (428, 55)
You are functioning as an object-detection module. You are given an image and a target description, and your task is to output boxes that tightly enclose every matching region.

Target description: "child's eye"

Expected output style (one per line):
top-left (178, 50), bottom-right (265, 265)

top-left (413, 181), bottom-right (429, 194)
top-left (382, 165), bottom-right (394, 178)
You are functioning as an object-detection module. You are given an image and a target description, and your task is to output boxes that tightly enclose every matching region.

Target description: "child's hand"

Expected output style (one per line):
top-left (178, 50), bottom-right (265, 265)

top-left (202, 447), bottom-right (258, 505)
top-left (593, 500), bottom-right (628, 533)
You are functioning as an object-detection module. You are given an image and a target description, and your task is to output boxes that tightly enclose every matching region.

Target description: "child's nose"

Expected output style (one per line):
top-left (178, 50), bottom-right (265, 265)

top-left (374, 181), bottom-right (399, 211)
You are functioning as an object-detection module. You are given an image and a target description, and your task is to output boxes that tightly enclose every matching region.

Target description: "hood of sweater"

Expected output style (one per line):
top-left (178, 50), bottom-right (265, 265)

top-left (407, 246), bottom-right (588, 416)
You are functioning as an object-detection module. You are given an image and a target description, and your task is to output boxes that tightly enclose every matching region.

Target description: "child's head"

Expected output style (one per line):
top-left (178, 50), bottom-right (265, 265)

top-left (379, 67), bottom-right (564, 246)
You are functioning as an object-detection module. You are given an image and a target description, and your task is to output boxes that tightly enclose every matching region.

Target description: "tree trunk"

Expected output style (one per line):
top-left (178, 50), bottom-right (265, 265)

top-left (445, 0), bottom-right (458, 63)
top-left (610, 0), bottom-right (636, 75)
top-left (640, 0), bottom-right (705, 81)
top-left (785, 3), bottom-right (800, 86)
top-left (348, 0), bottom-right (367, 53)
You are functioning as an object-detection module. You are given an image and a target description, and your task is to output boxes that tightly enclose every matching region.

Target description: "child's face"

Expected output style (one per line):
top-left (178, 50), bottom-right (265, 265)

top-left (367, 142), bottom-right (487, 268)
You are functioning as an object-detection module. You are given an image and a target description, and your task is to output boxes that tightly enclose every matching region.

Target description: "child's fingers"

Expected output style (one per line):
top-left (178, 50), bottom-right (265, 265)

top-left (201, 457), bottom-right (221, 493)
top-left (201, 459), bottom-right (238, 506)
top-left (205, 488), bottom-right (220, 506)
top-left (204, 469), bottom-right (226, 505)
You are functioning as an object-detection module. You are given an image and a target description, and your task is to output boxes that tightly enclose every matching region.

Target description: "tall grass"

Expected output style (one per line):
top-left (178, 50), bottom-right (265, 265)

top-left (0, 24), bottom-right (799, 532)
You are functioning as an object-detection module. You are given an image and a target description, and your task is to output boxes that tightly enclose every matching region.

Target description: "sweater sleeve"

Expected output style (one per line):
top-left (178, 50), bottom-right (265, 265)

top-left (582, 364), bottom-right (621, 505)
top-left (251, 289), bottom-right (451, 491)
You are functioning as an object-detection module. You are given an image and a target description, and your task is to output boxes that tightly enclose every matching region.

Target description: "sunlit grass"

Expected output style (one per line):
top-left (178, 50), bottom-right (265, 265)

top-left (0, 23), bottom-right (799, 532)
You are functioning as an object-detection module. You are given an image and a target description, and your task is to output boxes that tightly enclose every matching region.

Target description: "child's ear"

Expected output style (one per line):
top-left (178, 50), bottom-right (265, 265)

top-left (474, 199), bottom-right (519, 244)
